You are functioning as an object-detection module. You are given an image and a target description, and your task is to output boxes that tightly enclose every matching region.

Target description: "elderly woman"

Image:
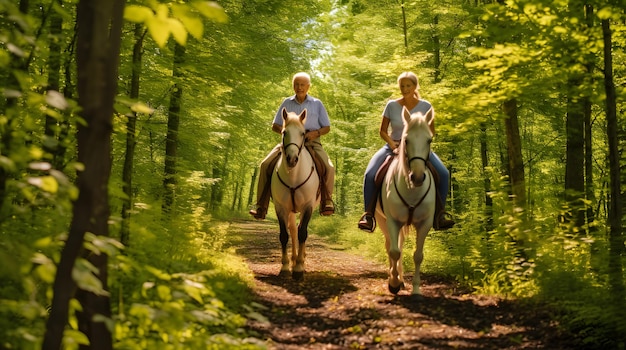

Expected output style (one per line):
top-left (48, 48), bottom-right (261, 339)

top-left (358, 72), bottom-right (454, 232)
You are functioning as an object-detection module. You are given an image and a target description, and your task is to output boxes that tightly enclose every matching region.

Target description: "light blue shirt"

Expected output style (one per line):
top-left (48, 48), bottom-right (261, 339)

top-left (273, 95), bottom-right (331, 131)
top-left (382, 99), bottom-right (432, 141)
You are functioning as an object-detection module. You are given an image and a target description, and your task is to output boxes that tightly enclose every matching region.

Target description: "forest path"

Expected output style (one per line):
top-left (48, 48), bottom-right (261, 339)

top-left (227, 219), bottom-right (579, 350)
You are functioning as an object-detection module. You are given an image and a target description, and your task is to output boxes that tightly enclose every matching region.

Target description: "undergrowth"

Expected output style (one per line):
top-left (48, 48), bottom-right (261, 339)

top-left (309, 210), bottom-right (626, 349)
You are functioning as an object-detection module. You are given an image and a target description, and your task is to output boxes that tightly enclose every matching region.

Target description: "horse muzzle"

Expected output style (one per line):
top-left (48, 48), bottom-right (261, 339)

top-left (408, 171), bottom-right (426, 188)
top-left (286, 155), bottom-right (298, 168)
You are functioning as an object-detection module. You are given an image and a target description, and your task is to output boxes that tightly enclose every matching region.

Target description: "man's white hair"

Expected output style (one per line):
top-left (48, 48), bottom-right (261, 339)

top-left (292, 72), bottom-right (311, 85)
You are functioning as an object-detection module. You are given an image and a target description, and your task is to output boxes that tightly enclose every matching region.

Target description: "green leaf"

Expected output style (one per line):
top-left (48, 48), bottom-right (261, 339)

top-left (182, 282), bottom-right (204, 303)
top-left (191, 1), bottom-right (228, 23)
top-left (146, 15), bottom-right (171, 48)
top-left (172, 4), bottom-right (204, 39)
top-left (168, 18), bottom-right (188, 46)
top-left (27, 175), bottom-right (59, 193)
top-left (124, 5), bottom-right (154, 23)
top-left (157, 285), bottom-right (172, 301)
top-left (145, 266), bottom-right (172, 281)
top-left (45, 90), bottom-right (68, 110)
top-left (62, 329), bottom-right (90, 347)
top-left (597, 7), bottom-right (614, 20)
top-left (130, 102), bottom-right (155, 115)
top-left (72, 258), bottom-right (109, 296)
top-left (32, 253), bottom-right (56, 283)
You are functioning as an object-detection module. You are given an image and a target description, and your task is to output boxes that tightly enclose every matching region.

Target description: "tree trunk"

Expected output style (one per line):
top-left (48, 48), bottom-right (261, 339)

top-left (43, 0), bottom-right (125, 349)
top-left (400, 0), bottom-right (408, 49)
top-left (248, 166), bottom-right (258, 208)
top-left (503, 99), bottom-right (525, 210)
top-left (433, 14), bottom-right (441, 83)
top-left (44, 0), bottom-right (63, 167)
top-left (564, 80), bottom-right (586, 228)
top-left (601, 18), bottom-right (625, 300)
top-left (162, 42), bottom-right (186, 215)
top-left (480, 123), bottom-right (493, 232)
top-left (583, 4), bottom-right (597, 242)
top-left (231, 181), bottom-right (239, 211)
top-left (120, 24), bottom-right (145, 246)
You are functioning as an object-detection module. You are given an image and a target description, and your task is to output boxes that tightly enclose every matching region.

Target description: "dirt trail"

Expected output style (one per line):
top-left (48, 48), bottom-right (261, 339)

top-left (228, 219), bottom-right (580, 349)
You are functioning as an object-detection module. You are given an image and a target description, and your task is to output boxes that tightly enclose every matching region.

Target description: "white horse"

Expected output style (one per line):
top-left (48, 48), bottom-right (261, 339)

top-left (271, 108), bottom-right (320, 280)
top-left (375, 106), bottom-right (436, 295)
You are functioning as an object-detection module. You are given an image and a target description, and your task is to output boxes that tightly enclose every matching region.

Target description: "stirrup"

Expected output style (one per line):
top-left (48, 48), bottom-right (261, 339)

top-left (249, 207), bottom-right (267, 220)
top-left (434, 212), bottom-right (455, 230)
top-left (358, 213), bottom-right (376, 233)
top-left (320, 199), bottom-right (335, 216)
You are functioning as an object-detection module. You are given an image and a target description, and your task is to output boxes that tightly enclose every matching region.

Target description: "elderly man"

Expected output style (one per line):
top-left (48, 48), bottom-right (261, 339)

top-left (249, 72), bottom-right (335, 219)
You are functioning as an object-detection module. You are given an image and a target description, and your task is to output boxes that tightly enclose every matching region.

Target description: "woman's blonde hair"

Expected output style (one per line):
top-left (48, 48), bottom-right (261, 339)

top-left (397, 71), bottom-right (420, 100)
top-left (397, 71), bottom-right (419, 89)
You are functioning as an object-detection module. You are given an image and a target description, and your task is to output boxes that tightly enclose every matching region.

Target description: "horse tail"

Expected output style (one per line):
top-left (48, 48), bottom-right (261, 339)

top-left (401, 225), bottom-right (411, 239)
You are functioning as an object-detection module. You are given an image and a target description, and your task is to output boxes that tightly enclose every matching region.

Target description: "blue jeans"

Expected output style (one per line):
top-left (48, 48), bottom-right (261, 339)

top-left (362, 146), bottom-right (449, 212)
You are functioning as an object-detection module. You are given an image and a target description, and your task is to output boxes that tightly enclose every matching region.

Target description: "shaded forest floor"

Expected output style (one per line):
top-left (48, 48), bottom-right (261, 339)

top-left (228, 219), bottom-right (584, 349)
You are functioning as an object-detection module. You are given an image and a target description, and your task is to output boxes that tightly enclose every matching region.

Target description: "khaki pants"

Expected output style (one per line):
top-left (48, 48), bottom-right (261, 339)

top-left (254, 139), bottom-right (334, 209)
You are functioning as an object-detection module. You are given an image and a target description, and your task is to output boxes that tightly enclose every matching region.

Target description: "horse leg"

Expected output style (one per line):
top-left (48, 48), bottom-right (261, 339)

top-left (385, 220), bottom-right (404, 294)
top-left (288, 212), bottom-right (299, 276)
top-left (292, 208), bottom-right (312, 281)
top-left (411, 225), bottom-right (429, 295)
top-left (278, 217), bottom-right (290, 276)
top-left (397, 226), bottom-right (408, 286)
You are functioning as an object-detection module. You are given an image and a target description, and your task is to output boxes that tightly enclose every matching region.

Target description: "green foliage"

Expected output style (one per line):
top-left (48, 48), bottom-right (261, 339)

top-left (2, 0), bottom-right (626, 347)
top-left (124, 1), bottom-right (227, 47)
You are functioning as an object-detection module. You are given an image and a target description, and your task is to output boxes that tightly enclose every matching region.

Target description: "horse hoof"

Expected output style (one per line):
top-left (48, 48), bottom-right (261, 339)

top-left (388, 282), bottom-right (404, 295)
top-left (278, 270), bottom-right (290, 278)
top-left (409, 293), bottom-right (424, 302)
top-left (292, 271), bottom-right (304, 281)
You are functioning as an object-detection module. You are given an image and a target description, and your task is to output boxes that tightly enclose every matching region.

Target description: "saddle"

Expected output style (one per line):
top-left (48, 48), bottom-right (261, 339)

top-left (266, 146), bottom-right (326, 201)
top-left (373, 154), bottom-right (444, 224)
top-left (305, 144), bottom-right (325, 201)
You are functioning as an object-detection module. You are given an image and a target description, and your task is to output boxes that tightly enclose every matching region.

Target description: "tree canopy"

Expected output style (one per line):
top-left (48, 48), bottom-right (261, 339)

top-left (0, 0), bottom-right (625, 348)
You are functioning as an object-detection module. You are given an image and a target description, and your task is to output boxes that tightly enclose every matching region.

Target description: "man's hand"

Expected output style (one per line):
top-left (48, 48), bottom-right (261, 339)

top-left (305, 130), bottom-right (319, 141)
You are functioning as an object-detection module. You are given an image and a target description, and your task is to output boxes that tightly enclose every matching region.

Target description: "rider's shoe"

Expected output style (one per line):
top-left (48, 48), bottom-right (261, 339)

top-left (249, 207), bottom-right (267, 220)
top-left (358, 213), bottom-right (376, 233)
top-left (434, 213), bottom-right (455, 230)
top-left (320, 200), bottom-right (335, 216)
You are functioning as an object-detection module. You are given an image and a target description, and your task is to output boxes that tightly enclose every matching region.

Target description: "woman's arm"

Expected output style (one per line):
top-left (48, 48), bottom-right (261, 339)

top-left (379, 117), bottom-right (398, 150)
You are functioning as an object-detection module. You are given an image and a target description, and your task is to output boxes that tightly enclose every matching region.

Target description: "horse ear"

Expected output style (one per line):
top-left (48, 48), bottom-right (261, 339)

top-left (425, 108), bottom-right (435, 125)
top-left (299, 109), bottom-right (307, 124)
top-left (402, 106), bottom-right (411, 123)
top-left (282, 107), bottom-right (288, 121)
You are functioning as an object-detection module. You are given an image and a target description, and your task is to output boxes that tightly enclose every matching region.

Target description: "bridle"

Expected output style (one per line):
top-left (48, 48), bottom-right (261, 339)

top-left (408, 155), bottom-right (429, 167)
top-left (282, 130), bottom-right (305, 160)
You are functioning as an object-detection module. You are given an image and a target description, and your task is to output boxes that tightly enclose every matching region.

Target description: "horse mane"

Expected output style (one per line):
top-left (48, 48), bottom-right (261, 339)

top-left (283, 113), bottom-right (298, 126)
top-left (397, 111), bottom-right (430, 177)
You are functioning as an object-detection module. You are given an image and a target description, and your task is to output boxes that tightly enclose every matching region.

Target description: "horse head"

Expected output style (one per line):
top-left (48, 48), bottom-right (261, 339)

top-left (281, 108), bottom-right (307, 168)
top-left (399, 106), bottom-right (433, 188)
